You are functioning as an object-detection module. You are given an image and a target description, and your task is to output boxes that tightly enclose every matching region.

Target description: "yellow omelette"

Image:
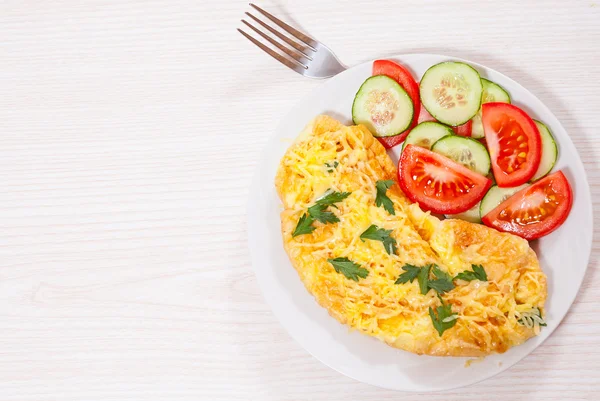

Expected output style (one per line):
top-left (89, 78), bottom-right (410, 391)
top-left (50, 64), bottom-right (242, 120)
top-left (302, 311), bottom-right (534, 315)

top-left (275, 115), bottom-right (547, 357)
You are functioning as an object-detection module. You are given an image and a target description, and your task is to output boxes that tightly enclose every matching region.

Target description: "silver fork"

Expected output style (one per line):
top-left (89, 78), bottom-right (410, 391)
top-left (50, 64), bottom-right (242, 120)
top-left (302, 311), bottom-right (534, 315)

top-left (238, 4), bottom-right (346, 79)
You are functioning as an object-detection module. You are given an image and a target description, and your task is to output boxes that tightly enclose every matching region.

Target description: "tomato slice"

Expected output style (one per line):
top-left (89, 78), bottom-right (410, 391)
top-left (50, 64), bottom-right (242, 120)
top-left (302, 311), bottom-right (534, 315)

top-left (417, 102), bottom-right (436, 124)
top-left (373, 60), bottom-right (420, 149)
top-left (376, 132), bottom-right (406, 149)
top-left (398, 145), bottom-right (492, 214)
top-left (482, 171), bottom-right (573, 240)
top-left (453, 120), bottom-right (472, 137)
top-left (482, 103), bottom-right (541, 187)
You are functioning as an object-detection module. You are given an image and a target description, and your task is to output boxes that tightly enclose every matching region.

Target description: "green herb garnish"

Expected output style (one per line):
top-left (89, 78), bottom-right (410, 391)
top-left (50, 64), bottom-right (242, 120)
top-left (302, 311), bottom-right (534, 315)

top-left (417, 263), bottom-right (432, 295)
top-left (325, 161), bottom-right (339, 172)
top-left (454, 264), bottom-right (488, 282)
top-left (517, 307), bottom-right (547, 328)
top-left (395, 264), bottom-right (420, 284)
top-left (292, 213), bottom-right (316, 237)
top-left (292, 190), bottom-right (351, 236)
top-left (395, 264), bottom-right (459, 335)
top-left (360, 224), bottom-right (397, 255)
top-left (307, 204), bottom-right (340, 224)
top-left (315, 190), bottom-right (351, 208)
top-left (328, 257), bottom-right (369, 281)
top-left (375, 180), bottom-right (395, 215)
top-left (394, 263), bottom-right (455, 295)
top-left (428, 265), bottom-right (455, 294)
top-left (429, 300), bottom-right (458, 337)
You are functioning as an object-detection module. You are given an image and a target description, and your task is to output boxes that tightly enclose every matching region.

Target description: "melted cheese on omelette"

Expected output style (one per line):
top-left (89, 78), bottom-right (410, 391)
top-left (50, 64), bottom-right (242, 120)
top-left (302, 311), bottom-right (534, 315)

top-left (275, 115), bottom-right (547, 357)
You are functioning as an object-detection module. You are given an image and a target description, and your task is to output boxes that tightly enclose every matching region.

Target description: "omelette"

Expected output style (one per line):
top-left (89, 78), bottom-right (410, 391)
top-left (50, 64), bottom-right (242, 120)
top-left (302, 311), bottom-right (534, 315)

top-left (275, 115), bottom-right (547, 357)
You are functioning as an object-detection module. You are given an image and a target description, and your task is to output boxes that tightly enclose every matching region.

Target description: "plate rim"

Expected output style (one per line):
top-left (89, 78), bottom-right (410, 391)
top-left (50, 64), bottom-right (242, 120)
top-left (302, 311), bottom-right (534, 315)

top-left (247, 53), bottom-right (594, 392)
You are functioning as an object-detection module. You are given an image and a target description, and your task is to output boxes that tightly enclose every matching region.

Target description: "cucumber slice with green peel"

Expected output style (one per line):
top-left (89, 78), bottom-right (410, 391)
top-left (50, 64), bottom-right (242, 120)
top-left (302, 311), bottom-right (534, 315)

top-left (431, 135), bottom-right (491, 176)
top-left (419, 62), bottom-right (483, 126)
top-left (531, 120), bottom-right (558, 181)
top-left (471, 79), bottom-right (511, 138)
top-left (446, 202), bottom-right (482, 224)
top-left (481, 78), bottom-right (511, 103)
top-left (352, 75), bottom-right (414, 137)
top-left (401, 121), bottom-right (454, 151)
top-left (479, 184), bottom-right (529, 219)
top-left (471, 113), bottom-right (485, 138)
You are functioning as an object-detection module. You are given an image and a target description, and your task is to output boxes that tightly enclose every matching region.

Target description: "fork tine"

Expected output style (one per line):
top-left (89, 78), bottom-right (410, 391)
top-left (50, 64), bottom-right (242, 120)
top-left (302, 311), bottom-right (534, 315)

top-left (245, 12), bottom-right (313, 58)
top-left (249, 3), bottom-right (318, 50)
top-left (241, 20), bottom-right (310, 63)
top-left (237, 29), bottom-right (307, 75)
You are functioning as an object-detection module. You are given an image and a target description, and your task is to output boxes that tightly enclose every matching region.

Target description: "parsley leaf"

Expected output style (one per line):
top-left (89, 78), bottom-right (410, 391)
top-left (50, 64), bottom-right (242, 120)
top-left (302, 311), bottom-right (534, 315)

top-left (360, 224), bottom-right (397, 255)
top-left (429, 301), bottom-right (458, 337)
top-left (308, 204), bottom-right (339, 224)
top-left (432, 265), bottom-right (453, 282)
top-left (328, 257), bottom-right (369, 281)
top-left (315, 190), bottom-right (351, 208)
top-left (395, 264), bottom-right (420, 284)
top-left (375, 180), bottom-right (395, 215)
top-left (292, 190), bottom-right (350, 236)
top-left (428, 265), bottom-right (455, 294)
top-left (472, 264), bottom-right (487, 280)
top-left (292, 213), bottom-right (316, 237)
top-left (417, 263), bottom-right (432, 295)
top-left (428, 279), bottom-right (455, 294)
top-left (394, 264), bottom-right (456, 295)
top-left (454, 264), bottom-right (488, 282)
top-left (325, 161), bottom-right (339, 172)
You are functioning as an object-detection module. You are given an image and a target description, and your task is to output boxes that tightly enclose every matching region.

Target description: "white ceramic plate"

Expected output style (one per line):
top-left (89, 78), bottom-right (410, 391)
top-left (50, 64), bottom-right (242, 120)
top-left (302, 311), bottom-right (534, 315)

top-left (247, 54), bottom-right (593, 391)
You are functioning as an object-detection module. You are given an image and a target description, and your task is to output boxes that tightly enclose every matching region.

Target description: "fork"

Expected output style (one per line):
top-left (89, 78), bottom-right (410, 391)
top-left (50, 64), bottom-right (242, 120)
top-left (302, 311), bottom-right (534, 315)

top-left (238, 4), bottom-right (347, 79)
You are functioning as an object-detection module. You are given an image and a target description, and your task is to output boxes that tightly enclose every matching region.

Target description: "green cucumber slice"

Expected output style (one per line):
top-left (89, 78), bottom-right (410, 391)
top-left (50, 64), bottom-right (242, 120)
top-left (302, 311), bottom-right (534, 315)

top-left (431, 135), bottom-right (491, 175)
top-left (531, 120), bottom-right (558, 181)
top-left (471, 78), bottom-right (511, 138)
top-left (401, 121), bottom-right (454, 151)
top-left (479, 184), bottom-right (529, 218)
top-left (446, 202), bottom-right (482, 223)
top-left (481, 78), bottom-right (511, 103)
top-left (471, 114), bottom-right (485, 138)
top-left (419, 62), bottom-right (483, 126)
top-left (352, 75), bottom-right (414, 137)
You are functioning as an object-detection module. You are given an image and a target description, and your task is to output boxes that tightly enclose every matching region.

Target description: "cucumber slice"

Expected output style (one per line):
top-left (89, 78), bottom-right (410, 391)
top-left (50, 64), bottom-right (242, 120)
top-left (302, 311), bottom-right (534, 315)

top-left (531, 120), bottom-right (558, 181)
top-left (446, 202), bottom-right (481, 223)
top-left (420, 62), bottom-right (483, 126)
top-left (401, 122), bottom-right (454, 151)
top-left (481, 78), bottom-right (511, 103)
top-left (471, 78), bottom-right (511, 138)
top-left (352, 75), bottom-right (414, 137)
top-left (431, 135), bottom-right (491, 175)
top-left (471, 114), bottom-right (485, 138)
top-left (479, 184), bottom-right (529, 218)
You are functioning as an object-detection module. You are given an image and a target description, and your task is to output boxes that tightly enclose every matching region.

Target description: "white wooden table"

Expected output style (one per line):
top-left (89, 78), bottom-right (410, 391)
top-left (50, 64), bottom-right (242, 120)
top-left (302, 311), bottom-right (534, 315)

top-left (0, 0), bottom-right (598, 399)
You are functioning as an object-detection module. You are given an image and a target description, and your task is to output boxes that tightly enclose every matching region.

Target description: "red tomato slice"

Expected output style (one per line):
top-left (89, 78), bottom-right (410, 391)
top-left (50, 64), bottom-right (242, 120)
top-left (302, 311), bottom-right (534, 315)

top-left (417, 102), bottom-right (436, 124)
top-left (417, 99), bottom-right (470, 135)
top-left (482, 103), bottom-right (541, 187)
top-left (453, 120), bottom-right (472, 137)
top-left (482, 171), bottom-right (573, 240)
top-left (373, 60), bottom-right (420, 149)
top-left (376, 132), bottom-right (406, 149)
top-left (373, 60), bottom-right (420, 112)
top-left (398, 145), bottom-right (492, 214)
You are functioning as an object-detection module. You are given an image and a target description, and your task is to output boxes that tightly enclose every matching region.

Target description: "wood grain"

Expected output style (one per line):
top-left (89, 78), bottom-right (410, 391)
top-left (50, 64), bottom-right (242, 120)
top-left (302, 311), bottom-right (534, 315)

top-left (0, 0), bottom-right (598, 399)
